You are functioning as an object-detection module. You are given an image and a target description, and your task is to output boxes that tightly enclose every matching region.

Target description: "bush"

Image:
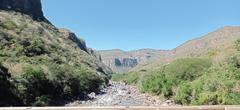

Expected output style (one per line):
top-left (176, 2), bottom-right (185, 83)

top-left (24, 38), bottom-right (48, 57)
top-left (173, 59), bottom-right (240, 105)
top-left (15, 46), bottom-right (24, 56)
top-left (48, 64), bottom-right (79, 97)
top-left (19, 66), bottom-right (53, 105)
top-left (0, 20), bottom-right (17, 30)
top-left (164, 58), bottom-right (211, 81)
top-left (141, 58), bottom-right (211, 99)
top-left (111, 72), bottom-right (140, 84)
top-left (174, 84), bottom-right (193, 105)
top-left (9, 63), bottom-right (107, 106)
top-left (235, 39), bottom-right (240, 51)
top-left (48, 64), bottom-right (105, 98)
top-left (224, 93), bottom-right (240, 105)
top-left (32, 95), bottom-right (51, 106)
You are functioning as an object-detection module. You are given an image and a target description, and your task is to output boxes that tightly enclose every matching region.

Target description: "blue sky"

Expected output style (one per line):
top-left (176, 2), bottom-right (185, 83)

top-left (42, 0), bottom-right (240, 51)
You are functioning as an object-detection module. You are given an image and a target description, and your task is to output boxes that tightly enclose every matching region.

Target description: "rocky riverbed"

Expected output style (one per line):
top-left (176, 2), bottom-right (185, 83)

top-left (66, 81), bottom-right (175, 106)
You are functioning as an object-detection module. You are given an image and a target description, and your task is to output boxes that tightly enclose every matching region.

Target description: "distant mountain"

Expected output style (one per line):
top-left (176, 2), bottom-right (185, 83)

top-left (173, 26), bottom-right (240, 58)
top-left (100, 26), bottom-right (240, 73)
top-left (132, 26), bottom-right (240, 72)
top-left (98, 49), bottom-right (170, 73)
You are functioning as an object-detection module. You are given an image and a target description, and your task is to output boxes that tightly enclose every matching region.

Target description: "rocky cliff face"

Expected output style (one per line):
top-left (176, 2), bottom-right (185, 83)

top-left (59, 29), bottom-right (89, 53)
top-left (109, 57), bottom-right (138, 72)
top-left (98, 49), bottom-right (169, 73)
top-left (0, 0), bottom-right (48, 22)
top-left (114, 58), bottom-right (138, 68)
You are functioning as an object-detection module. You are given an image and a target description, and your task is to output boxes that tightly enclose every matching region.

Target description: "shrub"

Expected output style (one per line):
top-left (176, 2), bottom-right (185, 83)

top-left (48, 64), bottom-right (105, 98)
top-left (10, 63), bottom-right (107, 106)
top-left (141, 58), bottom-right (211, 99)
top-left (24, 38), bottom-right (48, 57)
top-left (111, 72), bottom-right (140, 84)
top-left (235, 39), bottom-right (240, 51)
top-left (32, 95), bottom-right (51, 106)
top-left (15, 46), bottom-right (24, 56)
top-left (18, 66), bottom-right (54, 106)
top-left (0, 20), bottom-right (17, 30)
top-left (224, 93), bottom-right (240, 105)
top-left (174, 60), bottom-right (240, 105)
top-left (164, 58), bottom-right (211, 81)
top-left (48, 64), bottom-right (78, 97)
top-left (174, 84), bottom-right (193, 105)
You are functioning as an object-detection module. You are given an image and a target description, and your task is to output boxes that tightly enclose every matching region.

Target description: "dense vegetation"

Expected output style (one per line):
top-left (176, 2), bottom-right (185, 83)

top-left (0, 11), bottom-right (111, 106)
top-left (0, 64), bottom-right (22, 106)
top-left (6, 64), bottom-right (106, 106)
top-left (112, 39), bottom-right (240, 105)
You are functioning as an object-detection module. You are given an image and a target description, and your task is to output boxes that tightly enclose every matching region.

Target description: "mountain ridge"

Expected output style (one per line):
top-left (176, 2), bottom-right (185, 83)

top-left (111, 26), bottom-right (240, 105)
top-left (100, 26), bottom-right (240, 73)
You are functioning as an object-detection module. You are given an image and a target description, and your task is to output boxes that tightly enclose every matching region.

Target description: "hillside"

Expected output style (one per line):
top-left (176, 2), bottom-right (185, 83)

top-left (130, 26), bottom-right (240, 72)
top-left (0, 0), bottom-right (112, 106)
top-left (1, 0), bottom-right (240, 107)
top-left (102, 26), bottom-right (240, 73)
top-left (100, 26), bottom-right (240, 73)
top-left (112, 26), bottom-right (240, 105)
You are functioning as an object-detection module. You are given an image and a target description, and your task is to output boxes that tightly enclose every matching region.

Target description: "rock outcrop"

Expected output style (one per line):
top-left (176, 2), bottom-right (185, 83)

top-left (59, 29), bottom-right (89, 53)
top-left (114, 58), bottom-right (138, 68)
top-left (0, 0), bottom-right (48, 22)
top-left (98, 49), bottom-right (169, 73)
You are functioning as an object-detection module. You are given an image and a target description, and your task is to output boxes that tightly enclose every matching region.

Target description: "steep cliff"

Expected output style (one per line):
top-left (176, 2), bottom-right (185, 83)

top-left (98, 49), bottom-right (169, 73)
top-left (59, 29), bottom-right (89, 53)
top-left (0, 0), bottom-right (48, 22)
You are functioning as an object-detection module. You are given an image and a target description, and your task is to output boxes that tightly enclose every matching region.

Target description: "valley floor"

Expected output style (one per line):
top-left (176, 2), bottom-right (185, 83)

top-left (66, 81), bottom-right (174, 106)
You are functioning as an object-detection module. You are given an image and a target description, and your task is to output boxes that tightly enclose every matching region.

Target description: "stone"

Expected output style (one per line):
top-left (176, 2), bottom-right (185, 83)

top-left (66, 81), bottom-right (166, 106)
top-left (88, 92), bottom-right (96, 99)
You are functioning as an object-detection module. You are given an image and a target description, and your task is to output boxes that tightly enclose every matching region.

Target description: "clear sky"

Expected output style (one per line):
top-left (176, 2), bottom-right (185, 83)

top-left (42, 0), bottom-right (240, 51)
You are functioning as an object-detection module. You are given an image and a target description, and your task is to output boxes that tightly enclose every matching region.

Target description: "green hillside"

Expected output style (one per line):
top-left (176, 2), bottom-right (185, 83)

top-left (0, 10), bottom-right (112, 106)
top-left (112, 27), bottom-right (240, 105)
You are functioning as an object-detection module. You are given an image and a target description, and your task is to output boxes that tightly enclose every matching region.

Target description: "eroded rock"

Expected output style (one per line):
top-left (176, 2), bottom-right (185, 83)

top-left (0, 0), bottom-right (48, 22)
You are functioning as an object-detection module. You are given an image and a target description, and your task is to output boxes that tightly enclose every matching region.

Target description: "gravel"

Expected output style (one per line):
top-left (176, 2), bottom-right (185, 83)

top-left (66, 81), bottom-right (175, 106)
